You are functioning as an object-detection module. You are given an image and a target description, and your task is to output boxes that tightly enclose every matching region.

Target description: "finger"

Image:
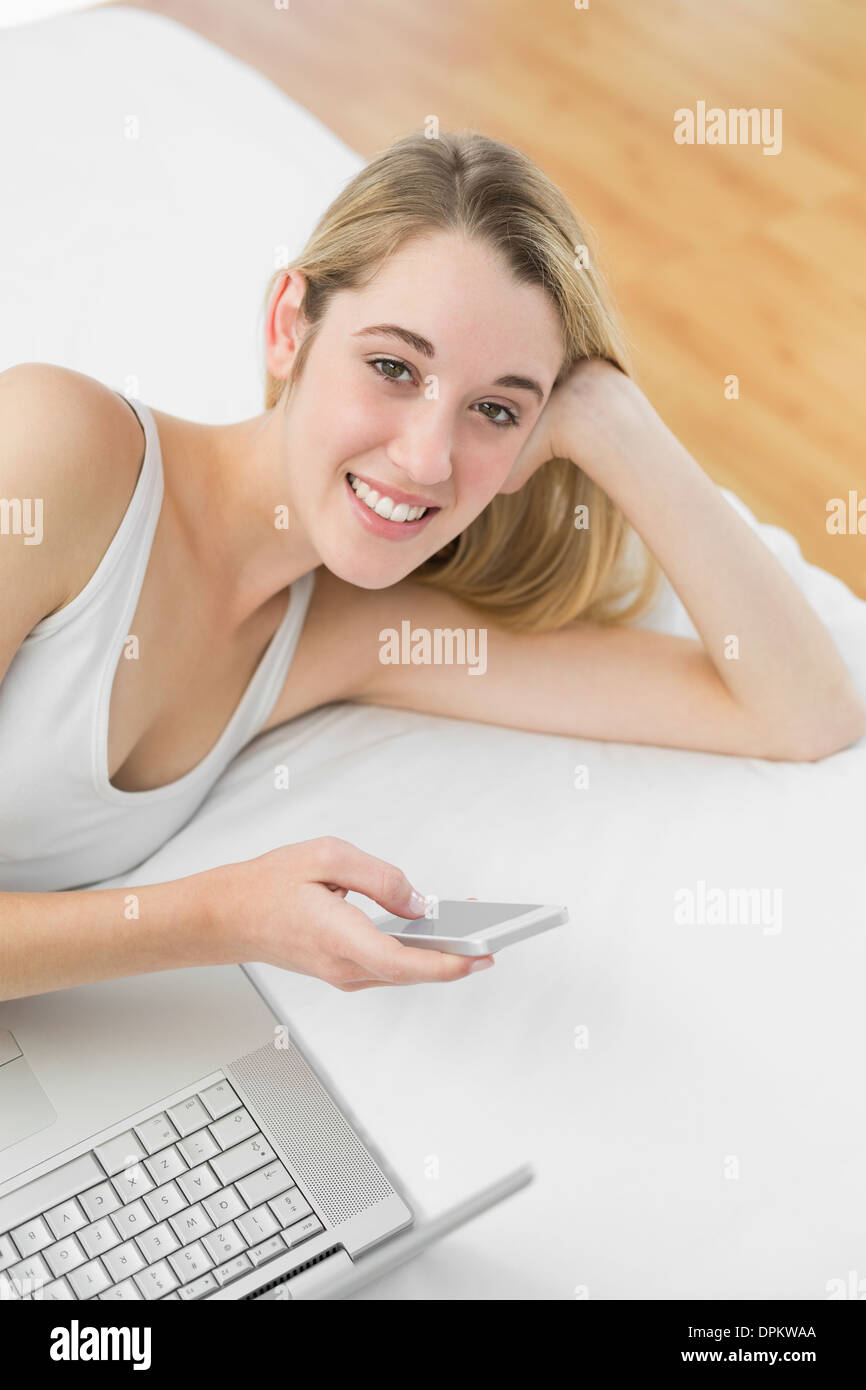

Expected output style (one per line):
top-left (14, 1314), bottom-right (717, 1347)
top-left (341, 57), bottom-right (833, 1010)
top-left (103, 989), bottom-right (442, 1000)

top-left (310, 890), bottom-right (493, 986)
top-left (343, 909), bottom-right (496, 986)
top-left (306, 872), bottom-right (501, 986)
top-left (337, 979), bottom-right (400, 992)
top-left (369, 939), bottom-right (496, 985)
top-left (306, 837), bottom-right (429, 919)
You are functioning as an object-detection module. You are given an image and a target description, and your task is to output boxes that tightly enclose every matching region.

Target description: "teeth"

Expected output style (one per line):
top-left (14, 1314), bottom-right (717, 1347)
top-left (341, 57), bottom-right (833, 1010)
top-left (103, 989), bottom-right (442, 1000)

top-left (348, 473), bottom-right (428, 523)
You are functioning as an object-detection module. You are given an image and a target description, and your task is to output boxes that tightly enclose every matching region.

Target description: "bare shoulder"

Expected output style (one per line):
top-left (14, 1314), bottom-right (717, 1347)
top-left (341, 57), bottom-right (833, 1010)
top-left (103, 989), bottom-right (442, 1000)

top-left (0, 363), bottom-right (146, 677)
top-left (266, 566), bottom-right (466, 726)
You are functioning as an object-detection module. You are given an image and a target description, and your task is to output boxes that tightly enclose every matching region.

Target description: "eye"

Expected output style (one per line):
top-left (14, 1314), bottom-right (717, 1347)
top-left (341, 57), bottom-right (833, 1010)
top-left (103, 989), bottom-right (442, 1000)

top-left (367, 357), bottom-right (520, 429)
top-left (473, 401), bottom-right (520, 429)
top-left (368, 356), bottom-right (414, 383)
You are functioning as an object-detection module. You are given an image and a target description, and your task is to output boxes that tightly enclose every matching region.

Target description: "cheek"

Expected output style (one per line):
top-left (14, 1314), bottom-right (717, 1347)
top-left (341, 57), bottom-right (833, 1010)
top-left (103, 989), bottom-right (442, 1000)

top-left (301, 369), bottom-right (389, 463)
top-left (457, 435), bottom-right (521, 501)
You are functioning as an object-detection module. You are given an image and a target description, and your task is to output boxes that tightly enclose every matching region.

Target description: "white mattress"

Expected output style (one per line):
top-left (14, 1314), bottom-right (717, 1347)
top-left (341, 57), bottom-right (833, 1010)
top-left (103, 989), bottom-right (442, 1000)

top-left (2, 7), bottom-right (864, 1299)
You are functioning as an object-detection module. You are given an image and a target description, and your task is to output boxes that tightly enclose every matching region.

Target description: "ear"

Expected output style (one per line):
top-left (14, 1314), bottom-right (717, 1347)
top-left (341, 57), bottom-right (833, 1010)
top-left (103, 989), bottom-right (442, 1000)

top-left (265, 269), bottom-right (310, 382)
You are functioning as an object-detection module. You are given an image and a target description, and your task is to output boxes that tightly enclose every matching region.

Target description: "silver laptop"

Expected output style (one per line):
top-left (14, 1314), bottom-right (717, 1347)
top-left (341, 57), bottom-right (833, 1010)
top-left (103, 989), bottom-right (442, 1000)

top-left (0, 963), bottom-right (532, 1302)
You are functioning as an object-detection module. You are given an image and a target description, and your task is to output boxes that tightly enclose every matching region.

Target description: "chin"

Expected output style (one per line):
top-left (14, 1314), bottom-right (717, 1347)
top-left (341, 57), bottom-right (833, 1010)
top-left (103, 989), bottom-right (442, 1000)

top-left (317, 541), bottom-right (416, 591)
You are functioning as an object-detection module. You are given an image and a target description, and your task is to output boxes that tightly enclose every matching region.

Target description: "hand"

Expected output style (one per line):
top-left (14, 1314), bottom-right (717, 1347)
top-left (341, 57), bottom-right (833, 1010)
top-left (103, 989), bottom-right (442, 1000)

top-left (206, 836), bottom-right (494, 990)
top-left (499, 357), bottom-right (650, 494)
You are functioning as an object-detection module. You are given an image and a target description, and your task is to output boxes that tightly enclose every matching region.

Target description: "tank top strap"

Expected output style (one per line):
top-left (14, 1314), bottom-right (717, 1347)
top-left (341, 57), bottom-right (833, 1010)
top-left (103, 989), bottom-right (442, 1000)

top-left (239, 567), bottom-right (317, 742)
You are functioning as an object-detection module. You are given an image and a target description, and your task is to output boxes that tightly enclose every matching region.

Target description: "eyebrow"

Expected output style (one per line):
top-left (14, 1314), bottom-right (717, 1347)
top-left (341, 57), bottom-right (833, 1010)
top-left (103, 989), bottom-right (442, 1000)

top-left (352, 323), bottom-right (547, 403)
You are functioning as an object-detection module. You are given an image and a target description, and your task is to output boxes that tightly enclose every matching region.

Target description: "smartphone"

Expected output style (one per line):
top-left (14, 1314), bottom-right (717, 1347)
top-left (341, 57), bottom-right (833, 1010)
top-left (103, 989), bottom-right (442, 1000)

top-left (370, 900), bottom-right (569, 956)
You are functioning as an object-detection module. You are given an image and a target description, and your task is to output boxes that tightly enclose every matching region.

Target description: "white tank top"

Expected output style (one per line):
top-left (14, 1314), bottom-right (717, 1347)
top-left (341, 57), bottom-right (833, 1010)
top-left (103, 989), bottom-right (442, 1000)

top-left (0, 394), bottom-right (316, 893)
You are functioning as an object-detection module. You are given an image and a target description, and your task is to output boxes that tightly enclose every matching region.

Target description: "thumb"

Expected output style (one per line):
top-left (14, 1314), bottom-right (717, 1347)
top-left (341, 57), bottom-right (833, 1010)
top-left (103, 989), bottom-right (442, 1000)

top-left (311, 839), bottom-right (430, 919)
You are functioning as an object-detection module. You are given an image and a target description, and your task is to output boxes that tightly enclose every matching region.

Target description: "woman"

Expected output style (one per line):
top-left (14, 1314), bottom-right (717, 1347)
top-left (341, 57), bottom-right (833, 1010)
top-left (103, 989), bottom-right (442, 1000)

top-left (1, 130), bottom-right (862, 1003)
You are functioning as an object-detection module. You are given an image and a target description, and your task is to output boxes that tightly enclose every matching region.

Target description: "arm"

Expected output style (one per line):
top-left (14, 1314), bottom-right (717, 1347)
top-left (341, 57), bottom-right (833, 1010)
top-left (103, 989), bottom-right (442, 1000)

top-left (0, 879), bottom-right (226, 1001)
top-left (0, 845), bottom-right (485, 1002)
top-left (349, 362), bottom-right (866, 760)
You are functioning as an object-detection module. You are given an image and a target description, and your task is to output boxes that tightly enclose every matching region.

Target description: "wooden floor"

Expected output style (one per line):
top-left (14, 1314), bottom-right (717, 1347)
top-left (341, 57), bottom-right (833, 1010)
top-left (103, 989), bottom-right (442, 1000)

top-left (117, 0), bottom-right (866, 597)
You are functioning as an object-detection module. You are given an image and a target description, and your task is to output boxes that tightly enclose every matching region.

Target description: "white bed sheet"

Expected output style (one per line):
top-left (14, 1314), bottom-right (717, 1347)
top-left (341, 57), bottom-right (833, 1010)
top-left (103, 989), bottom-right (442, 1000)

top-left (3, 7), bottom-right (865, 1299)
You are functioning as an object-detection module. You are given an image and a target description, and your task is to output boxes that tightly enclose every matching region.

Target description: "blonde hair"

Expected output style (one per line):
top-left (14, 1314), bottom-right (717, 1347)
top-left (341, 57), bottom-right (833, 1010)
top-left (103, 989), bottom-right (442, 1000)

top-left (263, 130), bottom-right (660, 631)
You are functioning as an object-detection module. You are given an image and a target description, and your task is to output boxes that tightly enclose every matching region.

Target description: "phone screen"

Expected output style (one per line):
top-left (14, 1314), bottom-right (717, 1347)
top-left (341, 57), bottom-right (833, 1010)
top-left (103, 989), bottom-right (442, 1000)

top-left (376, 901), bottom-right (539, 937)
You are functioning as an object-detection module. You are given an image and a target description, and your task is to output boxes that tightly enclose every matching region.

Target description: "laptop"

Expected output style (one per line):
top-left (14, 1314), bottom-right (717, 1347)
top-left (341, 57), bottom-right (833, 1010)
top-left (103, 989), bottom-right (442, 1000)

top-left (0, 961), bottom-right (532, 1301)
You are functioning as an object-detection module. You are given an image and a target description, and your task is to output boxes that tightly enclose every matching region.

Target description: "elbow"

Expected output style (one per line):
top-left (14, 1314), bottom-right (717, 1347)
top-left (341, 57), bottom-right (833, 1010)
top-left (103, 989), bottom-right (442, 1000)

top-left (782, 700), bottom-right (866, 763)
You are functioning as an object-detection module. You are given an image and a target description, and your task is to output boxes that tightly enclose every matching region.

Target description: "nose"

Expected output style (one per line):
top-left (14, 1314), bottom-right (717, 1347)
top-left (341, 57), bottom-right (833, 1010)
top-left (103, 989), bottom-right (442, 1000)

top-left (385, 402), bottom-right (454, 488)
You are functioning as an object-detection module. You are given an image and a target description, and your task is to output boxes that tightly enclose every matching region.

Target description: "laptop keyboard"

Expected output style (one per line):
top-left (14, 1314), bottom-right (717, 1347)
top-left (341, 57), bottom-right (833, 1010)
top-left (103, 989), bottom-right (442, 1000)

top-left (0, 1074), bottom-right (324, 1301)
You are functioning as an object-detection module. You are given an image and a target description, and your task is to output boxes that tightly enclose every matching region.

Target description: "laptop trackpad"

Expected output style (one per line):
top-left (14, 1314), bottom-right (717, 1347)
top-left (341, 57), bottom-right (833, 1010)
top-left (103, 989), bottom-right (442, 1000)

top-left (0, 1029), bottom-right (57, 1152)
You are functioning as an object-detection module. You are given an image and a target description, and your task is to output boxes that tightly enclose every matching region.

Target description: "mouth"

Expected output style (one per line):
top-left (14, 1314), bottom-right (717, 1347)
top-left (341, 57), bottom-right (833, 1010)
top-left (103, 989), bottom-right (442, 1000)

top-left (344, 471), bottom-right (441, 540)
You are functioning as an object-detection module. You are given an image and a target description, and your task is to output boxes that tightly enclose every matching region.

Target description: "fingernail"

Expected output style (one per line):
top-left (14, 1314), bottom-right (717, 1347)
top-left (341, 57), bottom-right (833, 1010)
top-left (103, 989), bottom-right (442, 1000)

top-left (469, 957), bottom-right (494, 972)
top-left (408, 890), bottom-right (429, 915)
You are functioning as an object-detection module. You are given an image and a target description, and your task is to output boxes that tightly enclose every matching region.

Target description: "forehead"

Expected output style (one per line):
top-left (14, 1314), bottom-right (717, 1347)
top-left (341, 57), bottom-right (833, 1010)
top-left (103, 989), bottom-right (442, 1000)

top-left (327, 229), bottom-right (564, 385)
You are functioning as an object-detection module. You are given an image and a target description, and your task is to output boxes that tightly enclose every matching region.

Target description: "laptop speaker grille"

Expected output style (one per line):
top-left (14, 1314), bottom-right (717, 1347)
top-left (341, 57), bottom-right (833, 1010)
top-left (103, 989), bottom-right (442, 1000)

top-left (228, 1040), bottom-right (393, 1226)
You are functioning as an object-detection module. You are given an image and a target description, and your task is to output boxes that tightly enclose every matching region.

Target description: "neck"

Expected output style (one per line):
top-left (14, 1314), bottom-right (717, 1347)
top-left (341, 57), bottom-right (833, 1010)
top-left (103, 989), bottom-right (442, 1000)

top-left (170, 404), bottom-right (321, 626)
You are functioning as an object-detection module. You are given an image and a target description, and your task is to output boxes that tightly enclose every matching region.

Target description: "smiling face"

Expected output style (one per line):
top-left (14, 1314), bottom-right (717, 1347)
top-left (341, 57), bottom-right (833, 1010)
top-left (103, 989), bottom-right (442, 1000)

top-left (271, 229), bottom-right (565, 588)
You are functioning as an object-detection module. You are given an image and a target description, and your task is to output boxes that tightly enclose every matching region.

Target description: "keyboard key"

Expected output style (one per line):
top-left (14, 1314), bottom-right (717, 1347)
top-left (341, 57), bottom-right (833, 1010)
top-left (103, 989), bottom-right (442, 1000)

top-left (43, 1237), bottom-right (87, 1279)
top-left (0, 1152), bottom-right (103, 1231)
top-left (68, 1259), bottom-right (112, 1299)
top-left (111, 1200), bottom-right (154, 1240)
top-left (136, 1221), bottom-right (181, 1264)
top-left (168, 1239), bottom-right (213, 1284)
top-left (202, 1185), bottom-right (246, 1228)
top-left (0, 1233), bottom-right (18, 1270)
top-left (144, 1146), bottom-right (187, 1186)
top-left (213, 1252), bottom-right (252, 1287)
top-left (177, 1129), bottom-right (219, 1167)
top-left (143, 1181), bottom-right (186, 1222)
top-left (111, 1163), bottom-right (154, 1205)
top-left (247, 1234), bottom-right (286, 1268)
top-left (133, 1259), bottom-right (179, 1300)
top-left (79, 1181), bottom-right (121, 1222)
top-left (283, 1215), bottom-right (324, 1249)
top-left (210, 1135), bottom-right (275, 1187)
top-left (268, 1188), bottom-right (312, 1228)
top-left (169, 1203), bottom-right (214, 1247)
top-left (99, 1277), bottom-right (142, 1300)
top-left (44, 1198), bottom-right (88, 1241)
top-left (198, 1080), bottom-right (241, 1120)
top-left (103, 1240), bottom-right (146, 1282)
top-left (10, 1215), bottom-right (53, 1258)
top-left (0, 1271), bottom-right (23, 1299)
top-left (7, 1252), bottom-right (50, 1290)
top-left (176, 1271), bottom-right (218, 1301)
top-left (167, 1095), bottom-right (210, 1137)
top-left (134, 1113), bottom-right (180, 1156)
top-left (209, 1107), bottom-right (257, 1150)
top-left (177, 1163), bottom-right (220, 1204)
top-left (236, 1162), bottom-right (293, 1208)
top-left (236, 1204), bottom-right (279, 1246)
top-left (40, 1277), bottom-right (75, 1300)
top-left (202, 1220), bottom-right (246, 1266)
top-left (94, 1131), bottom-right (146, 1177)
top-left (78, 1218), bottom-right (120, 1260)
